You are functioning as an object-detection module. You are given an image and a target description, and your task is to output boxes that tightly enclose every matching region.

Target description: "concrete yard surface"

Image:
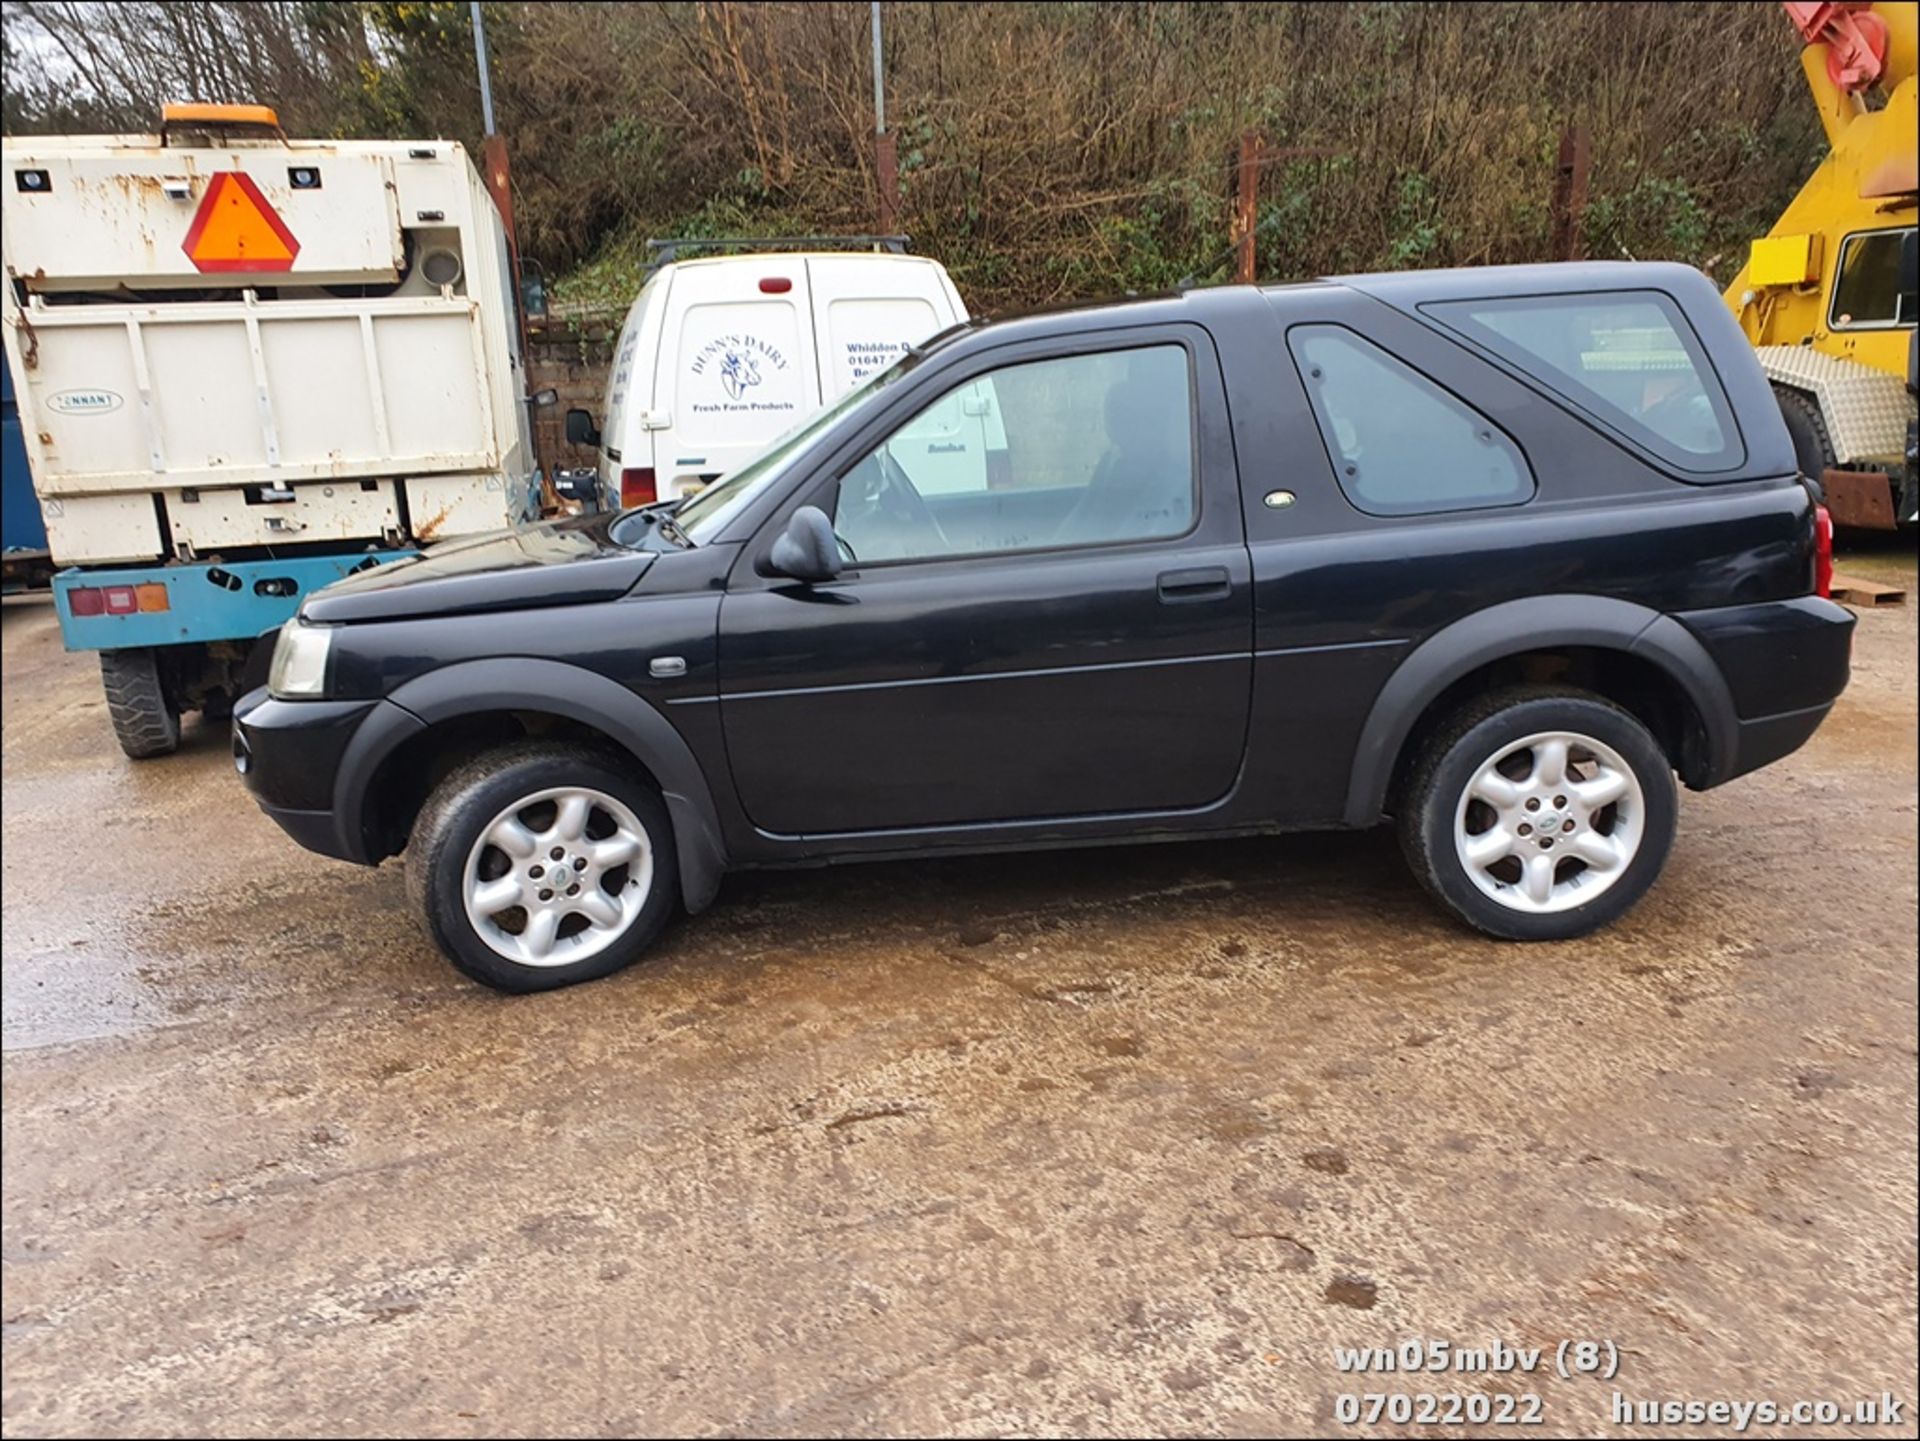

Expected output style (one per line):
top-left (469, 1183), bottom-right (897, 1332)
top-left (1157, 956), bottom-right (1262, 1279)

top-left (3, 543), bottom-right (1916, 1437)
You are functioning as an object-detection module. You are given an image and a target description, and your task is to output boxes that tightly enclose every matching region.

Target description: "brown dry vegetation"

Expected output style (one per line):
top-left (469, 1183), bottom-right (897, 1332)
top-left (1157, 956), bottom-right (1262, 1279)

top-left (4, 2), bottom-right (1823, 311)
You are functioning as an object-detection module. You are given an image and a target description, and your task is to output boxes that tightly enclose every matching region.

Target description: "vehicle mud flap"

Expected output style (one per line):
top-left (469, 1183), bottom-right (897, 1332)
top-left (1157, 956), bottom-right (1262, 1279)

top-left (1821, 467), bottom-right (1898, 530)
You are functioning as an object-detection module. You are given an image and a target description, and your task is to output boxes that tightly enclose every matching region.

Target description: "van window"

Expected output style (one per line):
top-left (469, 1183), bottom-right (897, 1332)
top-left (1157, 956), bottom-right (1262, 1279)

top-left (1288, 325), bottom-right (1533, 516)
top-left (1425, 291), bottom-right (1739, 469)
top-left (825, 297), bottom-right (939, 393)
top-left (675, 300), bottom-right (809, 448)
top-left (1830, 228), bottom-right (1918, 329)
top-left (832, 344), bottom-right (1195, 563)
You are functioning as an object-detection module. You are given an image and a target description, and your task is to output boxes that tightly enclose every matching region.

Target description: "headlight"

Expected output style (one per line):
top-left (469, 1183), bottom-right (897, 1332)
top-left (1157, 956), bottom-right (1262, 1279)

top-left (267, 620), bottom-right (334, 698)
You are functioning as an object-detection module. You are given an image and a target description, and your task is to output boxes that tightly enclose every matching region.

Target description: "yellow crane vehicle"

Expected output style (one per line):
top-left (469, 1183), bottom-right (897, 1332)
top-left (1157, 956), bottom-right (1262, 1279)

top-left (1725, 0), bottom-right (1918, 528)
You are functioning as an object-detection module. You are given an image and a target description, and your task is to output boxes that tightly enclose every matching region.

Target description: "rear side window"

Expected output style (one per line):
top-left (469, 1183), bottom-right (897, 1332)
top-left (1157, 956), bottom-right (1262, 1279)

top-left (1425, 291), bottom-right (1740, 471)
top-left (1287, 325), bottom-right (1533, 517)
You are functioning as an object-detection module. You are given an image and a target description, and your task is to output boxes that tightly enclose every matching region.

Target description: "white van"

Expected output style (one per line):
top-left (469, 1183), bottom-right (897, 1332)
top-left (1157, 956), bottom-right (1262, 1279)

top-left (573, 244), bottom-right (974, 507)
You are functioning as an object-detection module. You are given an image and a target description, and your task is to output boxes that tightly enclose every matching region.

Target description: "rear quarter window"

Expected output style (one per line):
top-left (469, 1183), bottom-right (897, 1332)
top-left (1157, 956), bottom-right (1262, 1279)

top-left (1287, 325), bottom-right (1534, 517)
top-left (1423, 291), bottom-right (1743, 473)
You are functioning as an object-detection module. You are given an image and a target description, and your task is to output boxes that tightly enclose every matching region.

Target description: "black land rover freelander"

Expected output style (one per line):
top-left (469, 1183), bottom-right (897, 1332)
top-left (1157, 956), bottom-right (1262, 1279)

top-left (233, 262), bottom-right (1854, 991)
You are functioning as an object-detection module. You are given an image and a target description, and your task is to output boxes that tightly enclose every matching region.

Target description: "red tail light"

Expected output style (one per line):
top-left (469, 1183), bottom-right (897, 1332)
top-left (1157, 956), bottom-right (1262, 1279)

top-left (65, 583), bottom-right (170, 617)
top-left (1813, 504), bottom-right (1834, 598)
top-left (758, 276), bottom-right (793, 294)
top-left (620, 467), bottom-right (657, 507)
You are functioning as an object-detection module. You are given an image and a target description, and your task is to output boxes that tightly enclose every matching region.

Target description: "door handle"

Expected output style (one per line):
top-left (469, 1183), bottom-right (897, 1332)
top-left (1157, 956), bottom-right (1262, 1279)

top-left (1156, 566), bottom-right (1232, 604)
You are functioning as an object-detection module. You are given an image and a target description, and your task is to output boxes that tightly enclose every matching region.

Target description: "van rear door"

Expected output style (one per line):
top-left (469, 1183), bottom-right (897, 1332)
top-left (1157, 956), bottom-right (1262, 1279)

top-left (651, 263), bottom-right (821, 497)
top-left (807, 256), bottom-right (962, 398)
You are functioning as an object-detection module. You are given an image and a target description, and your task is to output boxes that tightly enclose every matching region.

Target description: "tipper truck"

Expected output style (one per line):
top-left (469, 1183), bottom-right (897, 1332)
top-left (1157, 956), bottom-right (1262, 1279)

top-left (1, 104), bottom-right (543, 757)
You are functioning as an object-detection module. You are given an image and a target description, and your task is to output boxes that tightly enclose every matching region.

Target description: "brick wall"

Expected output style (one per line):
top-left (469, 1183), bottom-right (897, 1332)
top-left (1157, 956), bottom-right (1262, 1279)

top-left (526, 308), bottom-right (624, 478)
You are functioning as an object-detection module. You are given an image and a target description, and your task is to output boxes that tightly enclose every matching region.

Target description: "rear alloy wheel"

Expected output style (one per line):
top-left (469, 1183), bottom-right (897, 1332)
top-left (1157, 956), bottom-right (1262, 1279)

top-left (1399, 687), bottom-right (1677, 941)
top-left (406, 742), bottom-right (678, 991)
top-left (1452, 730), bottom-right (1645, 914)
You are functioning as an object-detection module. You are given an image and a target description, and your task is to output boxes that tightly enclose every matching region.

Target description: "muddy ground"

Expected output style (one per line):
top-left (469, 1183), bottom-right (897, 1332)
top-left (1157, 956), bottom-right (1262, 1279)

top-left (3, 542), bottom-right (1915, 1438)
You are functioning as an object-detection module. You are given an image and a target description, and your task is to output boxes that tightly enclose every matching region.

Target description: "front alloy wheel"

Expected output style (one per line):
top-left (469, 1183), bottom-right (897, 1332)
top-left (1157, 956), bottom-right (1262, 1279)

top-left (407, 741), bottom-right (678, 991)
top-left (463, 786), bottom-right (657, 967)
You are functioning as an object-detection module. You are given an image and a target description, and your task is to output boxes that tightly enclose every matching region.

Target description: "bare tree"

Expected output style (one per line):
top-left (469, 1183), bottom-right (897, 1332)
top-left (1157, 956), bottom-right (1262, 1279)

top-left (3, 1), bottom-right (380, 134)
top-left (3, 2), bottom-right (1820, 312)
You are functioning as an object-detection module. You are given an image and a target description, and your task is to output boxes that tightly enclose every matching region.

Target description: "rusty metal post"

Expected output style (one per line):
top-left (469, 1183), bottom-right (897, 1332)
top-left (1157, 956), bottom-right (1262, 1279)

top-left (872, 3), bottom-right (898, 237)
top-left (1549, 123), bottom-right (1590, 262)
top-left (478, 132), bottom-right (547, 498)
top-left (1233, 131), bottom-right (1261, 284)
top-left (481, 133), bottom-right (517, 252)
top-left (875, 133), bottom-right (899, 236)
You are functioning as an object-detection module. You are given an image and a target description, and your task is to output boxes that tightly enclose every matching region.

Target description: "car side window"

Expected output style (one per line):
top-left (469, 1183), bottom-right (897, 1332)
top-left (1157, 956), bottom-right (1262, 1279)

top-left (1287, 325), bottom-right (1534, 517)
top-left (830, 344), bottom-right (1196, 563)
top-left (1424, 291), bottom-right (1740, 469)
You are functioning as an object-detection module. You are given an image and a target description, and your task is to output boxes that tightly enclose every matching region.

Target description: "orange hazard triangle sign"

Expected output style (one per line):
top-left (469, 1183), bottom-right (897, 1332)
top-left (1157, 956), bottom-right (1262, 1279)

top-left (182, 171), bottom-right (300, 272)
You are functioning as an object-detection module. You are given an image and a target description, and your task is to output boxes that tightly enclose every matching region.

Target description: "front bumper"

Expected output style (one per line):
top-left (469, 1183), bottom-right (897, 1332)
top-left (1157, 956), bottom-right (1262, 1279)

top-left (232, 687), bottom-right (422, 863)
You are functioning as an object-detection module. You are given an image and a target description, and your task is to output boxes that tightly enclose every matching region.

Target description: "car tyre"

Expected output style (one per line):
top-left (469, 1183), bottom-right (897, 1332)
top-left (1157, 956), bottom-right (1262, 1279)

top-left (1398, 686), bottom-right (1677, 941)
top-left (100, 648), bottom-right (180, 759)
top-left (405, 740), bottom-right (678, 992)
top-left (1773, 386), bottom-right (1834, 503)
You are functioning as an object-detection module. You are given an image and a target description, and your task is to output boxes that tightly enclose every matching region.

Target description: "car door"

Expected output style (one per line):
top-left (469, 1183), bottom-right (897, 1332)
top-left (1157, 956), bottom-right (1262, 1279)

top-left (716, 324), bottom-right (1253, 837)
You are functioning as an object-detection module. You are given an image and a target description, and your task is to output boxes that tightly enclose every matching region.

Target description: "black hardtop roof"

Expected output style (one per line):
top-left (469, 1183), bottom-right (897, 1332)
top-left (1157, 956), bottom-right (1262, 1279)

top-left (929, 260), bottom-right (1720, 353)
top-left (1326, 258), bottom-right (1716, 304)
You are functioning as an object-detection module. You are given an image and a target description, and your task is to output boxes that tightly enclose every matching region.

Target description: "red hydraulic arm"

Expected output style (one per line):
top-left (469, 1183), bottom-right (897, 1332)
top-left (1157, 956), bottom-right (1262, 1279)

top-left (1782, 2), bottom-right (1892, 90)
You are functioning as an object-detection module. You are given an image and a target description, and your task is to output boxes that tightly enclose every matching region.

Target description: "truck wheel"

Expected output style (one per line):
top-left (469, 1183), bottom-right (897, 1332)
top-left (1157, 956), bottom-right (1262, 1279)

top-left (404, 740), bottom-right (679, 992)
top-left (1397, 686), bottom-right (1677, 942)
top-left (99, 649), bottom-right (181, 760)
top-left (1773, 386), bottom-right (1835, 500)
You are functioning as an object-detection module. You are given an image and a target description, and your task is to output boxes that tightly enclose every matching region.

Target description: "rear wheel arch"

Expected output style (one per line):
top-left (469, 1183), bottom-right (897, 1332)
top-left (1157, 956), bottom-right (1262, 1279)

top-left (1343, 597), bottom-right (1738, 827)
top-left (341, 659), bottom-right (727, 913)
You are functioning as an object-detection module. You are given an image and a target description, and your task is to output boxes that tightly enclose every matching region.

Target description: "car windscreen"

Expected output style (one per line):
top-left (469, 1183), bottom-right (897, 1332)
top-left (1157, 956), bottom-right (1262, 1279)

top-left (665, 354), bottom-right (917, 545)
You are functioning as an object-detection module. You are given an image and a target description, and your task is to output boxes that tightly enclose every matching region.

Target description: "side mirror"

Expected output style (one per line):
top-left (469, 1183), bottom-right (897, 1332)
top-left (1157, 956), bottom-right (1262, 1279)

top-left (531, 387), bottom-right (559, 408)
top-left (564, 408), bottom-right (600, 448)
top-left (767, 505), bottom-right (843, 583)
top-left (520, 260), bottom-right (549, 320)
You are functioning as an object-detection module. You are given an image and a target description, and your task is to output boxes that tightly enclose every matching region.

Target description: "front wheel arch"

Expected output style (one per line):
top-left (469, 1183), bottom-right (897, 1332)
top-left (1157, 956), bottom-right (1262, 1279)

top-left (340, 659), bottom-right (728, 913)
